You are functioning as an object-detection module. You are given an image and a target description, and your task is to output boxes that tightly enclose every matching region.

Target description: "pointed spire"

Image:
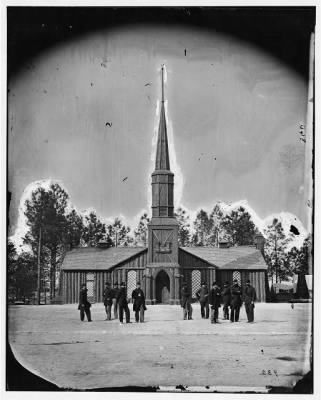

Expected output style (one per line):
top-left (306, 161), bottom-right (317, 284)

top-left (161, 64), bottom-right (165, 103)
top-left (155, 65), bottom-right (170, 171)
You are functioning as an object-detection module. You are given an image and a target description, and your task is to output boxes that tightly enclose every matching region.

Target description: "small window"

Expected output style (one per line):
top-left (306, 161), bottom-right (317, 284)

top-left (127, 270), bottom-right (137, 300)
top-left (192, 270), bottom-right (201, 297)
top-left (232, 271), bottom-right (241, 286)
top-left (86, 272), bottom-right (95, 301)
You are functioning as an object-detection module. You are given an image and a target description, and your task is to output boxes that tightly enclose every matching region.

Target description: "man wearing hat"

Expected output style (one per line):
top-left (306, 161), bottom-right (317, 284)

top-left (103, 282), bottom-right (113, 321)
top-left (132, 282), bottom-right (146, 323)
top-left (78, 283), bottom-right (92, 322)
top-left (208, 281), bottom-right (221, 324)
top-left (243, 279), bottom-right (257, 323)
top-left (230, 279), bottom-right (242, 323)
top-left (116, 282), bottom-right (131, 324)
top-left (196, 282), bottom-right (209, 319)
top-left (180, 282), bottom-right (193, 320)
top-left (112, 282), bottom-right (120, 319)
top-left (221, 281), bottom-right (231, 320)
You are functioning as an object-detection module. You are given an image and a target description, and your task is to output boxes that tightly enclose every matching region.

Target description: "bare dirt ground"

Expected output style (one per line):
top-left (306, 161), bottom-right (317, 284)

top-left (8, 302), bottom-right (312, 391)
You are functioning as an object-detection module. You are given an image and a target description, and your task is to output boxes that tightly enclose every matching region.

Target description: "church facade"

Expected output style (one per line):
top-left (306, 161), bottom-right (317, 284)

top-left (60, 67), bottom-right (268, 304)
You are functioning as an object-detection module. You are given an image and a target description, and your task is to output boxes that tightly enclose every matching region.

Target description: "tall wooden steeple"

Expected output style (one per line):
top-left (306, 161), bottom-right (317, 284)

top-left (146, 65), bottom-right (180, 305)
top-left (151, 65), bottom-right (174, 218)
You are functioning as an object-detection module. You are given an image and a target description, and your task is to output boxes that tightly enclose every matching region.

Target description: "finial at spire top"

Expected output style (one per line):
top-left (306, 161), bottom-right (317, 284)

top-left (161, 65), bottom-right (165, 103)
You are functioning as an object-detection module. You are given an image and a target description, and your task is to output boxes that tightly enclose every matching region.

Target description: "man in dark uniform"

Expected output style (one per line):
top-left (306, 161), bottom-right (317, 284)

top-left (243, 279), bottom-right (257, 323)
top-left (103, 282), bottom-right (113, 321)
top-left (116, 281), bottom-right (131, 324)
top-left (196, 281), bottom-right (209, 319)
top-left (221, 281), bottom-right (231, 320)
top-left (112, 282), bottom-right (120, 319)
top-left (230, 279), bottom-right (242, 323)
top-left (132, 282), bottom-right (146, 323)
top-left (78, 283), bottom-right (92, 322)
top-left (208, 281), bottom-right (221, 323)
top-left (180, 282), bottom-right (192, 320)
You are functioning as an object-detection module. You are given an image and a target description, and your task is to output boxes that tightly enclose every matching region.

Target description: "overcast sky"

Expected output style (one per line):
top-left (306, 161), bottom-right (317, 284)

top-left (8, 21), bottom-right (310, 234)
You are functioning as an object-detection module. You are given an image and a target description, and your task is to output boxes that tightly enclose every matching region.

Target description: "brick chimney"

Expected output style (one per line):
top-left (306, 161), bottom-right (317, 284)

top-left (218, 241), bottom-right (230, 249)
top-left (97, 240), bottom-right (109, 249)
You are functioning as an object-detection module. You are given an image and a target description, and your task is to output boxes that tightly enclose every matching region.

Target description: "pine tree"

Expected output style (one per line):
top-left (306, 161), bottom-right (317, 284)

top-left (7, 240), bottom-right (18, 302)
top-left (220, 206), bottom-right (256, 246)
top-left (23, 183), bottom-right (69, 299)
top-left (264, 218), bottom-right (291, 284)
top-left (82, 211), bottom-right (107, 247)
top-left (300, 234), bottom-right (312, 275)
top-left (65, 209), bottom-right (85, 249)
top-left (192, 209), bottom-right (215, 246)
top-left (286, 234), bottom-right (312, 276)
top-left (107, 218), bottom-right (132, 247)
top-left (209, 204), bottom-right (224, 246)
top-left (13, 252), bottom-right (38, 303)
top-left (175, 207), bottom-right (191, 247)
top-left (134, 213), bottom-right (150, 246)
top-left (190, 232), bottom-right (199, 246)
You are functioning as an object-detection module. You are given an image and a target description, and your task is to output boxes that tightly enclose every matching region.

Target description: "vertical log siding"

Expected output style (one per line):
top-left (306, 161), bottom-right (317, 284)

top-left (61, 249), bottom-right (266, 303)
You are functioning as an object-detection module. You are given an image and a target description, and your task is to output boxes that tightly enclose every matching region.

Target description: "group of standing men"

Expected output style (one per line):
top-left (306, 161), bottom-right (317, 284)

top-left (181, 279), bottom-right (257, 324)
top-left (79, 278), bottom-right (256, 324)
top-left (78, 281), bottom-right (146, 325)
top-left (103, 281), bottom-right (146, 324)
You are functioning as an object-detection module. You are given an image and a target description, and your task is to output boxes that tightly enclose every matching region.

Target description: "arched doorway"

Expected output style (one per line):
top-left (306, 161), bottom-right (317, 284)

top-left (156, 270), bottom-right (170, 304)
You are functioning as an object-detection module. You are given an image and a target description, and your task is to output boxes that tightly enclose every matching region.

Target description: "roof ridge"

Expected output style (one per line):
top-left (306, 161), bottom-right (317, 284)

top-left (179, 246), bottom-right (267, 270)
top-left (69, 246), bottom-right (147, 251)
top-left (62, 247), bottom-right (148, 271)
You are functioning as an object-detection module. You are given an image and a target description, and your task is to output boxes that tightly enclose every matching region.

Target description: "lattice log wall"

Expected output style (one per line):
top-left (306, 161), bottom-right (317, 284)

top-left (127, 270), bottom-right (137, 301)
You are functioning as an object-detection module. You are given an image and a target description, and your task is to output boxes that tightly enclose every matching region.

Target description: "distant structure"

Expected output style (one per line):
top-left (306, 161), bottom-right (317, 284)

top-left (60, 66), bottom-right (268, 304)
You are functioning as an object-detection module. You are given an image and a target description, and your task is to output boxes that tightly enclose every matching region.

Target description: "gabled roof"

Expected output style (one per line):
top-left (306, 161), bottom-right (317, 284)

top-left (61, 247), bottom-right (147, 271)
top-left (180, 246), bottom-right (267, 270)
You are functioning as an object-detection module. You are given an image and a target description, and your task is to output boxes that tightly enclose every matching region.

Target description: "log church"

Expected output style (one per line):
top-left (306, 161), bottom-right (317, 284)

top-left (60, 67), bottom-right (268, 304)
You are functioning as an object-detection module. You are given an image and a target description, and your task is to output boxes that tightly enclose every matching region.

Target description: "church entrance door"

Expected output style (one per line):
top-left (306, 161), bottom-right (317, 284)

top-left (156, 270), bottom-right (170, 304)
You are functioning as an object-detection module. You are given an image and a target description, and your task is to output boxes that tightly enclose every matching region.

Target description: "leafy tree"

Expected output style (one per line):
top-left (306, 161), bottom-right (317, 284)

top-left (220, 206), bottom-right (256, 246)
top-left (134, 213), bottom-right (150, 246)
top-left (107, 217), bottom-right (132, 247)
top-left (264, 218), bottom-right (291, 284)
top-left (175, 207), bottom-right (191, 247)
